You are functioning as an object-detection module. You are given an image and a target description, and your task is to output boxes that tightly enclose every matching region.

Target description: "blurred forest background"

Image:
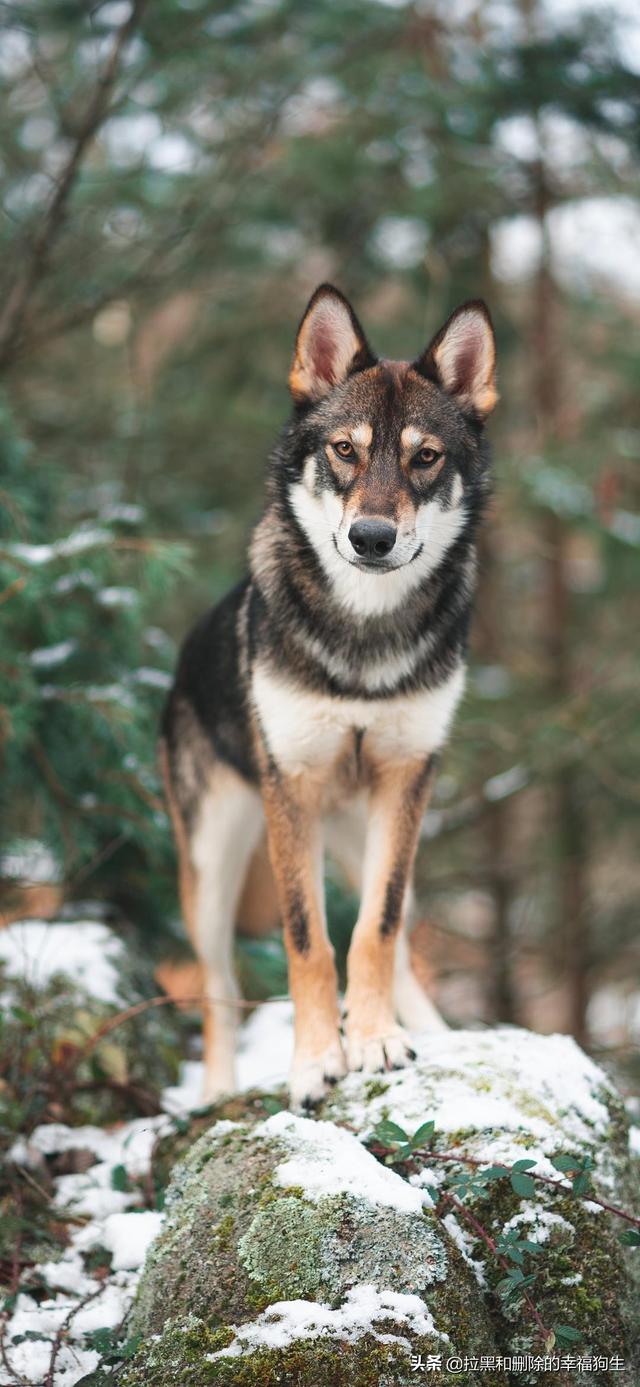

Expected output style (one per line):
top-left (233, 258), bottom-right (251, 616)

top-left (1, 0), bottom-right (638, 1090)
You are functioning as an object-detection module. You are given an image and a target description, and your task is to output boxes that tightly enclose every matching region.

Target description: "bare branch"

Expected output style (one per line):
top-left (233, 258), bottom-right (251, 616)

top-left (0, 0), bottom-right (149, 370)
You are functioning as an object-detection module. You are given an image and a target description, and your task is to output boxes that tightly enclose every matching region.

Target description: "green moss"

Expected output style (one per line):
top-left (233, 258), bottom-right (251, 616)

top-left (362, 1077), bottom-right (390, 1100)
top-left (213, 1214), bottom-right (235, 1250)
top-left (117, 1313), bottom-right (502, 1387)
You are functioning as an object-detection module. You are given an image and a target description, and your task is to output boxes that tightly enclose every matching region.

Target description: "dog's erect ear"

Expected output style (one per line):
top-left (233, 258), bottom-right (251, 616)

top-left (289, 284), bottom-right (376, 405)
top-left (415, 300), bottom-right (497, 421)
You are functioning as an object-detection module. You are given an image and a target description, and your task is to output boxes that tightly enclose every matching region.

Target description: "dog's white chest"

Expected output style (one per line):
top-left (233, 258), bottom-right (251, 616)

top-left (251, 660), bottom-right (465, 775)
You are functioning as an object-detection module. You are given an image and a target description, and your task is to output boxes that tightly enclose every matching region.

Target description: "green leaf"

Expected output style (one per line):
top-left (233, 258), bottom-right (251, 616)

top-left (482, 1165), bottom-right (510, 1182)
top-left (11, 1005), bottom-right (37, 1027)
top-left (262, 1096), bottom-right (284, 1115)
top-left (411, 1120), bottom-right (435, 1147)
top-left (511, 1171), bottom-right (536, 1198)
top-left (553, 1324), bottom-right (582, 1345)
top-left (111, 1164), bottom-right (130, 1192)
top-left (551, 1153), bottom-right (579, 1174)
top-left (372, 1120), bottom-right (409, 1146)
top-left (505, 1246), bottom-right (524, 1266)
top-left (619, 1229), bottom-right (640, 1246)
top-left (520, 1239), bottom-right (544, 1255)
top-left (572, 1170), bottom-right (592, 1196)
top-left (512, 1158), bottom-right (537, 1172)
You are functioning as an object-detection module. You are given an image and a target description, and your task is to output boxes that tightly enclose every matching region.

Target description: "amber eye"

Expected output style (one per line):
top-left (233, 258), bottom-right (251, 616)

top-left (413, 447), bottom-right (442, 468)
top-left (333, 440), bottom-right (356, 460)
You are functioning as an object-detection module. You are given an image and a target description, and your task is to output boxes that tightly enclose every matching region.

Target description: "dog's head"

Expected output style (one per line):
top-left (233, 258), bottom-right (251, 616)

top-left (283, 284), bottom-right (497, 614)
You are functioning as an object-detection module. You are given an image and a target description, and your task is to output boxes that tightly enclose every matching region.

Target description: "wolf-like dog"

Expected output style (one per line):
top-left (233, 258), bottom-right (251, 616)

top-left (161, 284), bottom-right (497, 1108)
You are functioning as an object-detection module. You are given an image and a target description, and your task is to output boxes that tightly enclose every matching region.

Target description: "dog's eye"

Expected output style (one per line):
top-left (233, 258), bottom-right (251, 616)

top-left (413, 447), bottom-right (442, 469)
top-left (333, 440), bottom-right (356, 460)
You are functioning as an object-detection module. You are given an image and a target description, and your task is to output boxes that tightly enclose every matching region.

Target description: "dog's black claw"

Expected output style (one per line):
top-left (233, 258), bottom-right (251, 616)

top-left (324, 1073), bottom-right (339, 1086)
top-left (407, 1047), bottom-right (417, 1061)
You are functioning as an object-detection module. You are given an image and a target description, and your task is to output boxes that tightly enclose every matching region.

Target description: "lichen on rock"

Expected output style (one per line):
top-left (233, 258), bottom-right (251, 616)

top-left (113, 1027), bottom-right (639, 1386)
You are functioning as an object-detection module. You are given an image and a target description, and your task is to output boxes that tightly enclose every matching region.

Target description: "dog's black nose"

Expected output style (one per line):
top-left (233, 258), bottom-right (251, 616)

top-left (348, 518), bottom-right (397, 562)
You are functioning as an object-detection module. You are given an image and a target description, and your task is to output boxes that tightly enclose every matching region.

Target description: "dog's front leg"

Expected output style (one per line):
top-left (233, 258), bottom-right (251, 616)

top-left (344, 755), bottom-right (436, 1073)
top-left (262, 773), bottom-right (344, 1108)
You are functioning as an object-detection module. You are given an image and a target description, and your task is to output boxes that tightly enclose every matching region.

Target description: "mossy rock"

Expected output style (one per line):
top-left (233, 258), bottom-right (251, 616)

top-left (118, 1029), bottom-right (638, 1386)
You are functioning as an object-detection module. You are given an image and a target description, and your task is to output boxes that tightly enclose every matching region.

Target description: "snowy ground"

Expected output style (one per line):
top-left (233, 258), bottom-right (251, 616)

top-left (1, 1000), bottom-right (293, 1387)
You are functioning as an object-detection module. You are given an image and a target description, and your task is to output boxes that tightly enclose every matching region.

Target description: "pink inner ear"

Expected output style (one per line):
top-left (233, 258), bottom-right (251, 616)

top-left (451, 336), bottom-right (480, 394)
top-left (309, 317), bottom-right (339, 386)
top-left (439, 315), bottom-right (488, 395)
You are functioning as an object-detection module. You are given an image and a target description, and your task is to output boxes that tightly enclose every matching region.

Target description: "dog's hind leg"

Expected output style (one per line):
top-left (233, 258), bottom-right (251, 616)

top-left (162, 744), bottom-right (263, 1100)
top-left (393, 922), bottom-right (447, 1033)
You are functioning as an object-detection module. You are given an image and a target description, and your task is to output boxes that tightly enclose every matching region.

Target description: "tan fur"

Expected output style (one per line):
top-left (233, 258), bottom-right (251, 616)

top-left (343, 757), bottom-right (436, 1068)
top-left (260, 766), bottom-right (345, 1101)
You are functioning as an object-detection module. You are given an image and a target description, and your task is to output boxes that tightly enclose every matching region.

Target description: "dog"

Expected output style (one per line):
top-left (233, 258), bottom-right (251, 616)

top-left (160, 284), bottom-right (497, 1108)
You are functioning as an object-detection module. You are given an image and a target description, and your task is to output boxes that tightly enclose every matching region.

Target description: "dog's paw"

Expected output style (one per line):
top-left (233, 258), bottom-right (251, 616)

top-left (345, 1024), bottom-right (416, 1075)
top-left (288, 1041), bottom-right (346, 1111)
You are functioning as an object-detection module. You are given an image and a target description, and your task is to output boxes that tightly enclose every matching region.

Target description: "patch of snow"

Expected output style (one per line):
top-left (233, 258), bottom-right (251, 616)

top-left (30, 639), bottom-right (77, 669)
top-left (84, 683), bottom-right (136, 708)
top-left (237, 998), bottom-right (293, 1090)
top-left (260, 1111), bottom-right (425, 1214)
top-left (129, 666), bottom-right (172, 689)
top-left (102, 1211), bottom-right (164, 1271)
top-left (1, 1108), bottom-right (171, 1384)
top-left (0, 1339), bottom-right (100, 1387)
top-left (162, 999), bottom-right (293, 1114)
top-left (101, 502), bottom-right (145, 525)
top-left (1, 837), bottom-right (61, 883)
top-left (53, 568), bottom-right (98, 595)
top-left (211, 1283), bottom-right (448, 1359)
top-left (0, 920), bottom-right (126, 1004)
top-left (442, 1213), bottom-right (487, 1286)
top-left (98, 585), bottom-right (138, 608)
top-left (19, 1115), bottom-right (168, 1174)
top-left (161, 1059), bottom-right (205, 1115)
top-left (502, 1204), bottom-right (574, 1243)
top-left (8, 526), bottom-right (111, 566)
top-left (629, 1127), bottom-right (640, 1157)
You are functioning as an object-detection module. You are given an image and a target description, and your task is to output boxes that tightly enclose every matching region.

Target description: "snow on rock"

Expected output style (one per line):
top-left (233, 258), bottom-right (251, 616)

top-left (327, 1026), bottom-right (615, 1174)
top-left (102, 1211), bottom-right (164, 1271)
top-left (0, 919), bottom-right (125, 1004)
top-left (261, 1109), bottom-right (425, 1213)
top-left (211, 1284), bottom-right (448, 1359)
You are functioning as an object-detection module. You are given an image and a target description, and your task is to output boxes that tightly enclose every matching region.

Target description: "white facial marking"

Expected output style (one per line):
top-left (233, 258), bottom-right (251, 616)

top-left (351, 423), bottom-right (372, 449)
top-left (401, 425), bottom-right (425, 450)
top-left (450, 472), bottom-right (463, 507)
top-left (252, 660), bottom-right (466, 776)
top-left (302, 454), bottom-right (316, 492)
